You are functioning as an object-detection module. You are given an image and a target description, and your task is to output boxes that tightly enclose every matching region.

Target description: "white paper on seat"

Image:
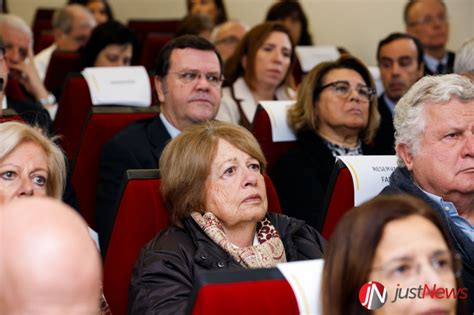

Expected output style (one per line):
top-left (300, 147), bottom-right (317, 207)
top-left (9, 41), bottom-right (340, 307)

top-left (82, 66), bottom-right (151, 107)
top-left (277, 259), bottom-right (324, 315)
top-left (295, 46), bottom-right (340, 73)
top-left (259, 100), bottom-right (296, 142)
top-left (336, 155), bottom-right (398, 206)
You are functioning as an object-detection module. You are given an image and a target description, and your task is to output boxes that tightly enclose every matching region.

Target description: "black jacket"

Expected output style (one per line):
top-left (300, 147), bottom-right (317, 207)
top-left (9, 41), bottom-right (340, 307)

top-left (381, 167), bottom-right (474, 313)
top-left (372, 94), bottom-right (396, 155)
top-left (96, 115), bottom-right (171, 256)
top-left (270, 129), bottom-right (375, 231)
top-left (424, 51), bottom-right (455, 75)
top-left (128, 212), bottom-right (325, 315)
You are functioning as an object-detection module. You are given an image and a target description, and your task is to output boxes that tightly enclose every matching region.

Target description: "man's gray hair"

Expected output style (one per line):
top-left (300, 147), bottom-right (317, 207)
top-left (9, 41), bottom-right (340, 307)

top-left (52, 4), bottom-right (89, 35)
top-left (394, 74), bottom-right (474, 166)
top-left (0, 14), bottom-right (32, 41)
top-left (454, 37), bottom-right (474, 75)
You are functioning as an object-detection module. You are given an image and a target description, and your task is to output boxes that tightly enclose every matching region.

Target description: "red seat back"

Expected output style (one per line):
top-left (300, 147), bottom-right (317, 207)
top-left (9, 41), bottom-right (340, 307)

top-left (35, 32), bottom-right (55, 54)
top-left (103, 170), bottom-right (169, 315)
top-left (71, 106), bottom-right (159, 228)
top-left (139, 33), bottom-right (172, 71)
top-left (54, 75), bottom-right (157, 160)
top-left (321, 160), bottom-right (354, 239)
top-left (5, 79), bottom-right (27, 102)
top-left (32, 8), bottom-right (55, 54)
top-left (251, 105), bottom-right (296, 173)
top-left (0, 108), bottom-right (25, 123)
top-left (44, 51), bottom-right (81, 96)
top-left (264, 174), bottom-right (282, 214)
top-left (190, 269), bottom-right (299, 315)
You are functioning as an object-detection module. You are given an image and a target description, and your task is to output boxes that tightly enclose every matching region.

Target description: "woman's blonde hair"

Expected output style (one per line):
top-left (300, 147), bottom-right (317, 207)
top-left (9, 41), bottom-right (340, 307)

top-left (288, 55), bottom-right (380, 144)
top-left (0, 122), bottom-right (66, 199)
top-left (159, 120), bottom-right (266, 225)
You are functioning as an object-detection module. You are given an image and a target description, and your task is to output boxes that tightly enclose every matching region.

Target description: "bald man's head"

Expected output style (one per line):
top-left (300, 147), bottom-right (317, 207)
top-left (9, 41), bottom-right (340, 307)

top-left (0, 197), bottom-right (102, 315)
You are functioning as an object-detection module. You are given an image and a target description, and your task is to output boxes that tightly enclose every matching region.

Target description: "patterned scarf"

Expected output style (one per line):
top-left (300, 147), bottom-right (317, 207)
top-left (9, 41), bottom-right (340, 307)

top-left (191, 212), bottom-right (287, 268)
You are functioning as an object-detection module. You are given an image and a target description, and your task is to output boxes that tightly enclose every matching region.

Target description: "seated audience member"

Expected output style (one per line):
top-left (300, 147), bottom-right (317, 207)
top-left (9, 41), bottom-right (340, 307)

top-left (96, 35), bottom-right (223, 256)
top-left (69, 0), bottom-right (114, 24)
top-left (80, 20), bottom-right (135, 68)
top-left (35, 4), bottom-right (96, 81)
top-left (322, 195), bottom-right (467, 315)
top-left (271, 56), bottom-right (380, 230)
top-left (0, 36), bottom-right (51, 129)
top-left (405, 0), bottom-right (454, 75)
top-left (128, 120), bottom-right (325, 314)
top-left (454, 37), bottom-right (474, 81)
top-left (264, 0), bottom-right (313, 46)
top-left (0, 121), bottom-right (111, 313)
top-left (373, 32), bottom-right (424, 154)
top-left (382, 74), bottom-right (474, 313)
top-left (0, 198), bottom-right (103, 315)
top-left (217, 22), bottom-right (296, 128)
top-left (0, 14), bottom-right (58, 121)
top-left (210, 20), bottom-right (248, 65)
top-left (175, 13), bottom-right (213, 40)
top-left (187, 0), bottom-right (228, 27)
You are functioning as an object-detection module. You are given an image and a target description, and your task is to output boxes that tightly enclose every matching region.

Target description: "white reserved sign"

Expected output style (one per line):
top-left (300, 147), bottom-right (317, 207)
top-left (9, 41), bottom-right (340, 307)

top-left (82, 66), bottom-right (151, 107)
top-left (336, 155), bottom-right (398, 206)
top-left (277, 259), bottom-right (324, 315)
top-left (259, 101), bottom-right (296, 142)
top-left (295, 46), bottom-right (340, 73)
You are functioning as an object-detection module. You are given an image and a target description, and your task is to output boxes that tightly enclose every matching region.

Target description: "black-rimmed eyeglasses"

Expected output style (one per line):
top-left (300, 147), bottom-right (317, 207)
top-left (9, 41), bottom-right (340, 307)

top-left (318, 80), bottom-right (376, 102)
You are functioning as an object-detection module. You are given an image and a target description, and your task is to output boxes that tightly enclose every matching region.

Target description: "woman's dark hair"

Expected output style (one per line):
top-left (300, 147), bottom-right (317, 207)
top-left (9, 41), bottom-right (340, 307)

top-left (322, 195), bottom-right (466, 315)
top-left (80, 20), bottom-right (136, 68)
top-left (175, 14), bottom-right (213, 38)
top-left (186, 0), bottom-right (228, 26)
top-left (265, 0), bottom-right (313, 45)
top-left (68, 0), bottom-right (114, 21)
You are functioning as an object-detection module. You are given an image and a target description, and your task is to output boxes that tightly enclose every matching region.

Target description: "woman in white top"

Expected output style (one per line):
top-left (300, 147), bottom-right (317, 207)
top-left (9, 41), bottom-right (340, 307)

top-left (217, 22), bottom-right (296, 129)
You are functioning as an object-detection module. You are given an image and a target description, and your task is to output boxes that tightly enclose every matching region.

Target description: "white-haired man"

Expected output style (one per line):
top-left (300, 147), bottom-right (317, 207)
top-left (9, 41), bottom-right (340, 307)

top-left (454, 37), bottom-right (474, 81)
top-left (382, 74), bottom-right (474, 312)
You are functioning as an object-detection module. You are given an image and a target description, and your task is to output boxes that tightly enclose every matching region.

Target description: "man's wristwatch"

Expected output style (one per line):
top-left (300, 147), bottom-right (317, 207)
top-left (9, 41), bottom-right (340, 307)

top-left (39, 93), bottom-right (56, 106)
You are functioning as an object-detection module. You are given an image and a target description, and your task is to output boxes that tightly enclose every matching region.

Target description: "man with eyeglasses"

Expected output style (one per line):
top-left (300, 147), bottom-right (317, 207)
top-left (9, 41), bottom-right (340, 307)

top-left (381, 74), bottom-right (474, 313)
top-left (35, 4), bottom-right (96, 81)
top-left (373, 32), bottom-right (424, 154)
top-left (210, 20), bottom-right (248, 65)
top-left (96, 35), bottom-right (223, 256)
top-left (404, 0), bottom-right (454, 75)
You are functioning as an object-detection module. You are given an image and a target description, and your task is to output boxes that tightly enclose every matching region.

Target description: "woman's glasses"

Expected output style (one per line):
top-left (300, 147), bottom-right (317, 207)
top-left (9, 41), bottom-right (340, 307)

top-left (318, 80), bottom-right (376, 102)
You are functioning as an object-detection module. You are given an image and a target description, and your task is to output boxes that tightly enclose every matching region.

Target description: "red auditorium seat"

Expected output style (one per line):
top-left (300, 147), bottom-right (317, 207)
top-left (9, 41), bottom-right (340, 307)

top-left (139, 33), bottom-right (172, 71)
top-left (54, 74), bottom-right (157, 160)
top-left (103, 169), bottom-right (169, 315)
top-left (251, 105), bottom-right (296, 173)
top-left (71, 106), bottom-right (159, 228)
top-left (188, 268), bottom-right (299, 315)
top-left (35, 32), bottom-right (55, 54)
top-left (321, 160), bottom-right (354, 239)
top-left (32, 8), bottom-right (55, 54)
top-left (5, 79), bottom-right (27, 102)
top-left (103, 172), bottom-right (282, 315)
top-left (0, 108), bottom-right (24, 123)
top-left (44, 51), bottom-right (81, 97)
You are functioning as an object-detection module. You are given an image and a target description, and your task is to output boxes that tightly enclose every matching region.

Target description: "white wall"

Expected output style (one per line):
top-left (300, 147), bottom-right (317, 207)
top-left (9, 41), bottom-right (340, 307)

top-left (9, 0), bottom-right (474, 66)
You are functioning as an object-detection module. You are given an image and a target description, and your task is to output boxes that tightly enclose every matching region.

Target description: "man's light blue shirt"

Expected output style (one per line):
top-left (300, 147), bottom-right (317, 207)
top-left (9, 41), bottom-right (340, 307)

top-left (159, 113), bottom-right (180, 139)
top-left (424, 53), bottom-right (449, 74)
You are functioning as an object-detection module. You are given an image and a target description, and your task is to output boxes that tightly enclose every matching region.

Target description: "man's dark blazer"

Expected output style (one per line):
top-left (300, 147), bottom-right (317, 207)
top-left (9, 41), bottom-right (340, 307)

top-left (424, 51), bottom-right (455, 75)
top-left (96, 115), bottom-right (171, 256)
top-left (373, 94), bottom-right (396, 155)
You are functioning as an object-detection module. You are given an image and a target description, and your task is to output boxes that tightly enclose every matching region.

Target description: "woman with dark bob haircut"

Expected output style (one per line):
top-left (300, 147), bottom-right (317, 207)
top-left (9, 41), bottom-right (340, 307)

top-left (217, 22), bottom-right (296, 128)
top-left (265, 0), bottom-right (313, 46)
top-left (129, 121), bottom-right (325, 314)
top-left (322, 195), bottom-right (467, 315)
top-left (271, 55), bottom-right (380, 230)
top-left (186, 0), bottom-right (228, 26)
top-left (80, 20), bottom-right (136, 69)
top-left (68, 0), bottom-right (114, 24)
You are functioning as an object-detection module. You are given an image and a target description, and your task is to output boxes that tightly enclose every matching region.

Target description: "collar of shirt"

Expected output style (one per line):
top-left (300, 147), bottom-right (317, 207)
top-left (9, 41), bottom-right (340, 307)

top-left (383, 93), bottom-right (396, 115)
top-left (421, 188), bottom-right (474, 242)
top-left (424, 53), bottom-right (449, 74)
top-left (159, 113), bottom-right (180, 139)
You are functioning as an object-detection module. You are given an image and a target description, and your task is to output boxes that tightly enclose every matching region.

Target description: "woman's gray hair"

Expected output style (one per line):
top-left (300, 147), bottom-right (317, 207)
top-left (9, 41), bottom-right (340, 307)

top-left (394, 74), bottom-right (474, 166)
top-left (0, 14), bottom-right (33, 42)
top-left (454, 37), bottom-right (474, 75)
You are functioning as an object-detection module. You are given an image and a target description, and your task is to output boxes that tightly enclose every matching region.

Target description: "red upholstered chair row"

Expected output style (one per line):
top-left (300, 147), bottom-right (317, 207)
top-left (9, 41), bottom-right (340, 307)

top-left (139, 33), bottom-right (173, 71)
top-left (103, 172), bottom-right (283, 315)
top-left (189, 268), bottom-right (299, 315)
top-left (32, 8), bottom-right (55, 54)
top-left (251, 105), bottom-right (296, 173)
top-left (44, 51), bottom-right (82, 97)
top-left (71, 106), bottom-right (159, 228)
top-left (35, 32), bottom-right (55, 55)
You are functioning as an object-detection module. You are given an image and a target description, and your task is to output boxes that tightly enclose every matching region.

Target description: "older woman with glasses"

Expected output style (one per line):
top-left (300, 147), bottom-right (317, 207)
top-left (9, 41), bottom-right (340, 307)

top-left (271, 55), bottom-right (380, 230)
top-left (322, 195), bottom-right (467, 315)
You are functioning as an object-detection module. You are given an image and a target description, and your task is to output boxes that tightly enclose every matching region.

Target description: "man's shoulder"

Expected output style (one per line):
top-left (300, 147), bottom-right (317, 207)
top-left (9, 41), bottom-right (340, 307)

top-left (108, 115), bottom-right (161, 144)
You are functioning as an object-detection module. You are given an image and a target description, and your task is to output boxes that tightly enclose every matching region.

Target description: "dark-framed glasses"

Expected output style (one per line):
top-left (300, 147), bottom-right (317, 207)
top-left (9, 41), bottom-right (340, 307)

top-left (170, 70), bottom-right (225, 87)
top-left (319, 80), bottom-right (375, 102)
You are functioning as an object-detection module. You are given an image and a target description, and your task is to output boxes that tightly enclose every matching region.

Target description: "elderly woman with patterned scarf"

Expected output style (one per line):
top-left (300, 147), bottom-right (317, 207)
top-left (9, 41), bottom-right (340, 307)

top-left (128, 121), bottom-right (325, 314)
